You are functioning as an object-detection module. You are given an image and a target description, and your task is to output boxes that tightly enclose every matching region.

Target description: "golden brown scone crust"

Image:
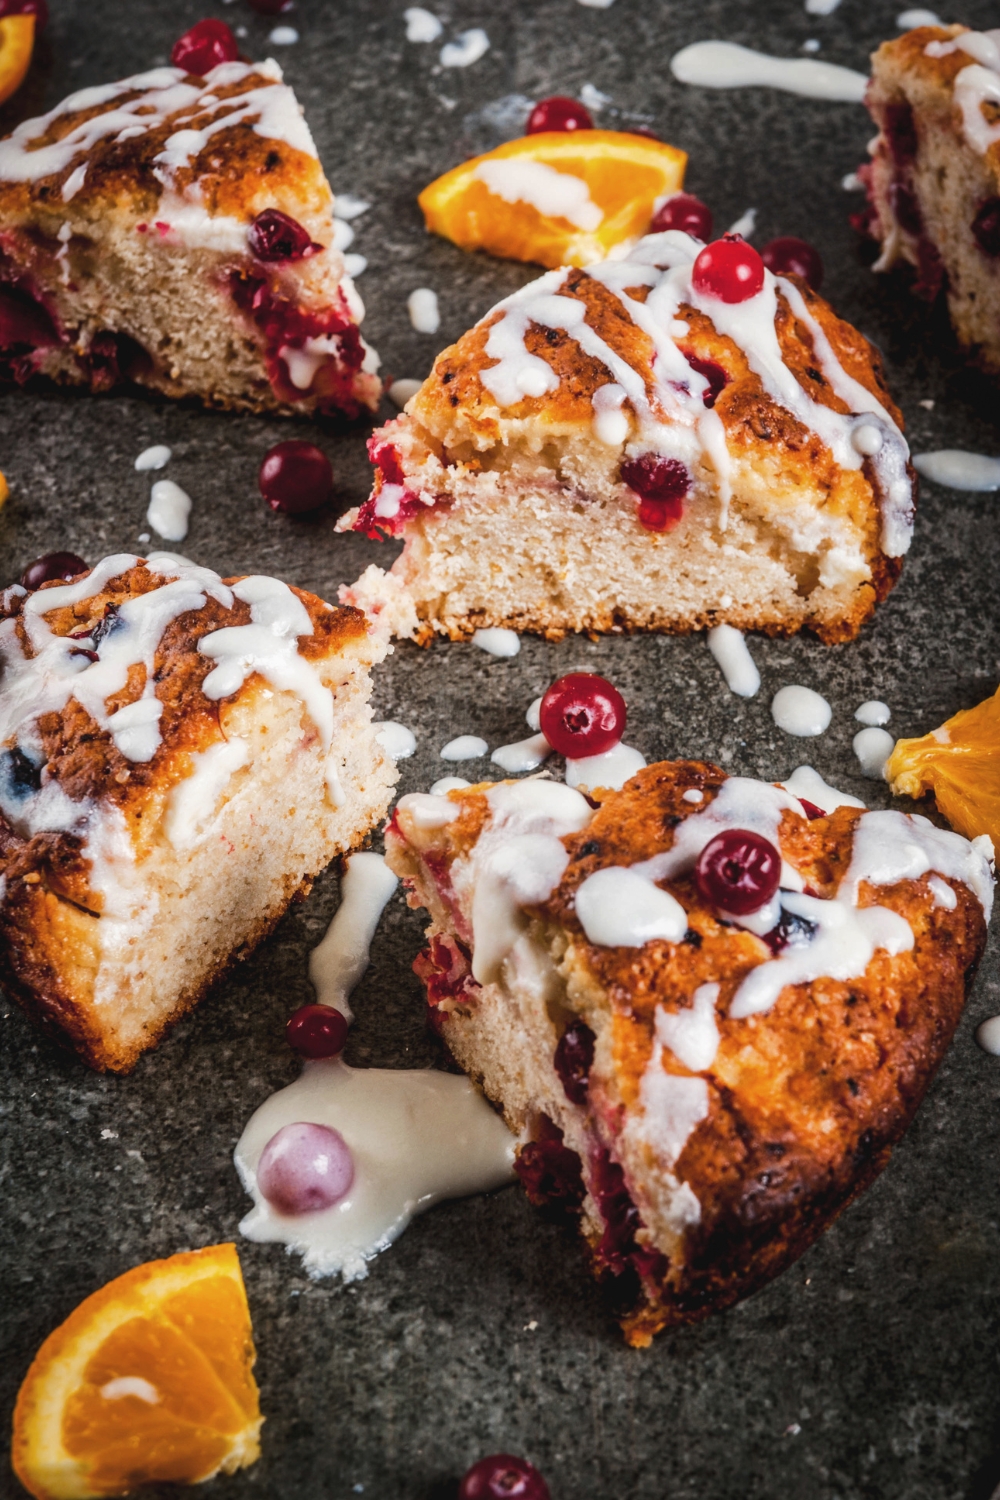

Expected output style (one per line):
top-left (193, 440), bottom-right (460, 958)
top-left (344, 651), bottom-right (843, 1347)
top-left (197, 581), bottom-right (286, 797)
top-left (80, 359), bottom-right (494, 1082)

top-left (0, 66), bottom-right (332, 232)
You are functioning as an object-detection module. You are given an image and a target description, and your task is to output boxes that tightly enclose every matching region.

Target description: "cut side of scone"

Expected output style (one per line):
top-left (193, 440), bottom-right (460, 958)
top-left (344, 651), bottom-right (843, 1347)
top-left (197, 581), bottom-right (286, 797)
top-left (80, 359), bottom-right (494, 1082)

top-left (338, 230), bottom-right (915, 646)
top-left (0, 552), bottom-right (396, 1072)
top-left (0, 58), bottom-right (379, 416)
top-left (387, 763), bottom-right (993, 1344)
top-left (856, 24), bottom-right (1000, 373)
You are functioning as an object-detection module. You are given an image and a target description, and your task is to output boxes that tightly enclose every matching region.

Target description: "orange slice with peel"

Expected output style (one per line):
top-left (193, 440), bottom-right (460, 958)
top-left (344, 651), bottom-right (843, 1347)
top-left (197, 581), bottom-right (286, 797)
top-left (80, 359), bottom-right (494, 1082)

top-left (418, 130), bottom-right (687, 269)
top-left (0, 14), bottom-right (35, 108)
top-left (12, 1244), bottom-right (263, 1500)
top-left (886, 683), bottom-right (1000, 854)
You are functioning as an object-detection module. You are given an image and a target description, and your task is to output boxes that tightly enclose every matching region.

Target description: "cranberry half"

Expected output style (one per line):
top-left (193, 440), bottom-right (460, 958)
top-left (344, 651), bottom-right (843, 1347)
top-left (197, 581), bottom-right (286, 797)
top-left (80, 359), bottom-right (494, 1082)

top-left (248, 209), bottom-right (320, 263)
top-left (171, 19), bottom-right (239, 76)
top-left (459, 1455), bottom-right (551, 1500)
top-left (286, 1004), bottom-right (348, 1059)
top-left (694, 828), bottom-right (781, 916)
top-left (621, 452), bottom-right (691, 532)
top-left (526, 96), bottom-right (593, 134)
top-left (692, 235), bottom-right (765, 304)
top-left (651, 192), bottom-right (713, 242)
top-left (539, 673), bottom-right (626, 759)
top-left (761, 235), bottom-right (824, 291)
top-left (21, 552), bottom-right (88, 589)
top-left (554, 1019), bottom-right (595, 1105)
top-left (259, 440), bottom-right (334, 514)
top-left (972, 197), bottom-right (1000, 257)
top-left (0, 0), bottom-right (48, 28)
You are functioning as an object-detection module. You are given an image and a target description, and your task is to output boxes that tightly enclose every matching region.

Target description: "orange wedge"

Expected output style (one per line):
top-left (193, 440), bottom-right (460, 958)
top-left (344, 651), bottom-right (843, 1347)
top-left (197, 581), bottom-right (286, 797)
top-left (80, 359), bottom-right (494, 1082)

top-left (12, 1244), bottom-right (263, 1500)
top-left (886, 684), bottom-right (1000, 854)
top-left (0, 14), bottom-right (35, 108)
top-left (418, 130), bottom-right (687, 269)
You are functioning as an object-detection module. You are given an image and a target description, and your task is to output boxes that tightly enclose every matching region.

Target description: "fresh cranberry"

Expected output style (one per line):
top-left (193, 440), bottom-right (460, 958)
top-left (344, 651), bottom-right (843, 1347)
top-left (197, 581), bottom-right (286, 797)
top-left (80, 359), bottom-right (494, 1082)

top-left (0, 0), bottom-right (48, 28)
top-left (514, 1119), bottom-right (586, 1210)
top-left (590, 1145), bottom-right (666, 1280)
top-left (621, 452), bottom-right (691, 532)
top-left (798, 798), bottom-right (824, 820)
top-left (682, 352), bottom-right (728, 408)
top-left (248, 0), bottom-right (293, 12)
top-left (694, 828), bottom-right (781, 916)
top-left (248, 209), bottom-right (320, 263)
top-left (256, 1122), bottom-right (354, 1215)
top-left (21, 552), bottom-right (88, 589)
top-left (692, 235), bottom-right (765, 304)
top-left (171, 19), bottom-right (239, 75)
top-left (554, 1019), bottom-right (595, 1105)
top-left (884, 100), bottom-right (918, 166)
top-left (539, 673), bottom-right (626, 759)
top-left (526, 95), bottom-right (593, 134)
top-left (286, 1004), bottom-right (348, 1059)
top-left (972, 197), bottom-right (1000, 257)
top-left (761, 235), bottom-right (824, 291)
top-left (459, 1455), bottom-right (550, 1500)
top-left (259, 440), bottom-right (333, 514)
top-left (889, 180), bottom-right (922, 236)
top-left (650, 192), bottom-right (713, 241)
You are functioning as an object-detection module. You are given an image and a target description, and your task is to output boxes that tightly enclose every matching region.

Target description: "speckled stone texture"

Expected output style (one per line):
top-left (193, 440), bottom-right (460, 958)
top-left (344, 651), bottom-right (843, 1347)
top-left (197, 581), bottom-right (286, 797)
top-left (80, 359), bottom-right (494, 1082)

top-left (2, 2), bottom-right (1000, 1497)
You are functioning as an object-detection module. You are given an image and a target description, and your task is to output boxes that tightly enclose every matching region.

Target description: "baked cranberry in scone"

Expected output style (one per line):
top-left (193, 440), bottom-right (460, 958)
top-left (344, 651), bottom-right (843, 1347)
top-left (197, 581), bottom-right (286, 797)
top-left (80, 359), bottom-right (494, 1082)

top-left (856, 24), bottom-right (1000, 373)
top-left (387, 763), bottom-right (992, 1344)
top-left (0, 554), bottom-right (396, 1072)
top-left (0, 56), bottom-right (379, 416)
top-left (338, 231), bottom-right (915, 647)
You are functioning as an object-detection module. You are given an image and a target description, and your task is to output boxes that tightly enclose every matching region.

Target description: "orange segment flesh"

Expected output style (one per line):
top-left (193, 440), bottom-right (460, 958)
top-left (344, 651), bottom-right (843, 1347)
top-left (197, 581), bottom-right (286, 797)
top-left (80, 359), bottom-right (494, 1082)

top-left (418, 129), bottom-right (687, 269)
top-left (886, 684), bottom-right (1000, 853)
top-left (12, 1244), bottom-right (262, 1500)
top-left (0, 14), bottom-right (35, 108)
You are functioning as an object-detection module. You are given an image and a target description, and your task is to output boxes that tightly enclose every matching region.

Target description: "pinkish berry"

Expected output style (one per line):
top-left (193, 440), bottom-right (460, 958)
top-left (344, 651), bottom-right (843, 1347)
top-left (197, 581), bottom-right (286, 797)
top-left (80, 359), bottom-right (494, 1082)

top-left (21, 552), bottom-right (88, 589)
top-left (459, 1455), bottom-right (551, 1500)
top-left (259, 440), bottom-right (333, 514)
top-left (286, 1004), bottom-right (348, 1059)
top-left (554, 1019), bottom-right (595, 1105)
top-left (683, 353), bottom-right (728, 409)
top-left (692, 235), bottom-right (765, 303)
top-left (621, 453), bottom-right (691, 532)
top-left (694, 829), bottom-right (781, 916)
top-left (651, 191), bottom-right (712, 241)
top-left (171, 19), bottom-right (239, 75)
top-left (248, 208), bottom-right (319, 263)
top-left (526, 96), bottom-right (593, 134)
top-left (257, 1122), bottom-right (354, 1215)
top-left (539, 673), bottom-right (626, 759)
top-left (761, 236), bottom-right (824, 291)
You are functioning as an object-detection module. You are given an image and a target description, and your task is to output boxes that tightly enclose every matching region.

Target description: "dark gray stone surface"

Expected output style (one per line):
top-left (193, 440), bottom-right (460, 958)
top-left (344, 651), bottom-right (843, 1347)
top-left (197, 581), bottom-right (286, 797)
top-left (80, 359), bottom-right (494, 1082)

top-left (2, 1), bottom-right (1000, 1496)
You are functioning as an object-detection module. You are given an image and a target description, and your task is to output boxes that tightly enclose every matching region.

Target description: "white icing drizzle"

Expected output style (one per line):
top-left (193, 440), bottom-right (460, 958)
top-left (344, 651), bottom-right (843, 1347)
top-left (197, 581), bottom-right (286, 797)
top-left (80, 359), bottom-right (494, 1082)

top-left (855, 699), bottom-right (891, 726)
top-left (268, 25), bottom-right (298, 45)
top-left (430, 775), bottom-right (471, 795)
top-left (898, 9), bottom-right (942, 27)
top-left (389, 378), bottom-right (422, 408)
top-left (491, 733), bottom-right (551, 773)
top-left (408, 287), bottom-right (440, 334)
top-left (976, 1015), bottom-right (1000, 1055)
top-left (134, 444), bottom-right (171, 472)
top-left (440, 28), bottom-right (490, 68)
top-left (574, 865), bottom-right (688, 947)
top-left (726, 206), bottom-right (757, 239)
top-left (526, 696), bottom-right (543, 732)
top-left (853, 725), bottom-right (895, 779)
top-left (566, 741), bottom-right (646, 791)
top-left (471, 627), bottom-right (521, 657)
top-left (405, 7), bottom-right (443, 43)
top-left (474, 158), bottom-right (603, 231)
top-left (655, 982), bottom-right (720, 1072)
top-left (924, 30), bottom-right (1000, 155)
top-left (670, 41), bottom-right (868, 102)
top-left (473, 230), bottom-right (912, 551)
top-left (779, 764), bottom-right (865, 813)
top-left (633, 777), bottom-right (806, 889)
top-left (147, 479), bottom-right (192, 542)
top-left (441, 734), bottom-right (489, 761)
top-left (840, 809), bottom-right (994, 918)
top-left (913, 450), bottom-right (1000, 491)
top-left (165, 737), bottom-right (249, 850)
top-left (927, 874), bottom-right (957, 910)
top-left (0, 60), bottom-right (317, 195)
top-left (374, 721), bottom-right (417, 759)
top-left (707, 624), bottom-right (760, 698)
top-left (395, 792), bottom-right (461, 832)
top-left (309, 852), bottom-right (398, 1021)
top-left (771, 684), bottom-right (832, 737)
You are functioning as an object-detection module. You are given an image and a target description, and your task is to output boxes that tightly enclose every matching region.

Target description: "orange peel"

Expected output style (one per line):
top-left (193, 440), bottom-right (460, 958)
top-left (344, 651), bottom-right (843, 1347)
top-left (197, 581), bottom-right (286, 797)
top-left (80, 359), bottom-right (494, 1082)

top-left (886, 684), bottom-right (1000, 855)
top-left (418, 129), bottom-right (687, 269)
top-left (12, 1244), bottom-right (263, 1500)
top-left (0, 14), bottom-right (35, 108)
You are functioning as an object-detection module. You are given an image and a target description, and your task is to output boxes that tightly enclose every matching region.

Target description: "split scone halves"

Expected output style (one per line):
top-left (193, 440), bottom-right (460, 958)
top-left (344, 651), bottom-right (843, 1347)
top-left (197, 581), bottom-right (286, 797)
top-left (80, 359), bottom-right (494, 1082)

top-left (857, 24), bottom-right (1000, 374)
top-left (339, 230), bottom-right (916, 645)
top-left (0, 554), bottom-right (396, 1072)
top-left (0, 58), bottom-right (379, 417)
top-left (387, 763), bottom-right (993, 1344)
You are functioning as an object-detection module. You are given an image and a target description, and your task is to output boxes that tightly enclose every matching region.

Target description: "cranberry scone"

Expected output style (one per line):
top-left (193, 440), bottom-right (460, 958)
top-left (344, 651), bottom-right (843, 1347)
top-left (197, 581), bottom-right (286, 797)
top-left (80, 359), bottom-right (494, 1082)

top-left (387, 763), bottom-right (993, 1344)
top-left (338, 230), bottom-right (915, 646)
top-left (0, 553), bottom-right (396, 1072)
top-left (0, 57), bottom-right (379, 415)
top-left (856, 24), bottom-right (1000, 373)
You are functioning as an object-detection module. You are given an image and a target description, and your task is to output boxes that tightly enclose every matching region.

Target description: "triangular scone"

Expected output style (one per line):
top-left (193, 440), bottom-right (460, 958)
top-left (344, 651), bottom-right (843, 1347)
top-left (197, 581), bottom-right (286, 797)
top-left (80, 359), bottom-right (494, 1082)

top-left (338, 231), bottom-right (915, 644)
top-left (0, 59), bottom-right (379, 416)
top-left (387, 765), bottom-right (993, 1344)
top-left (0, 554), bottom-right (396, 1071)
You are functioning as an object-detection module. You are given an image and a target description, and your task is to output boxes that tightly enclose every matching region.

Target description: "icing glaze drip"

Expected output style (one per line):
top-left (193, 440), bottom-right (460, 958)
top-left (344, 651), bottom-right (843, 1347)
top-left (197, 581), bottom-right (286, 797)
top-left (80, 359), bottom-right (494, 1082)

top-left (670, 41), bottom-right (868, 102)
top-left (924, 30), bottom-right (1000, 155)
